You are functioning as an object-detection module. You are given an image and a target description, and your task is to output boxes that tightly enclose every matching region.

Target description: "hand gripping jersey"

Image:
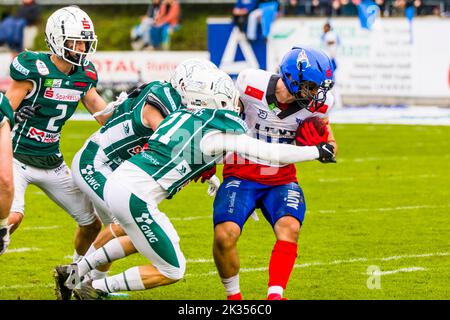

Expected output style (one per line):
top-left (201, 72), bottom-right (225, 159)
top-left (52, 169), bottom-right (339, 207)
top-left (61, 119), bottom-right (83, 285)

top-left (10, 51), bottom-right (98, 169)
top-left (223, 68), bottom-right (334, 185)
top-left (0, 93), bottom-right (14, 129)
top-left (128, 108), bottom-right (247, 197)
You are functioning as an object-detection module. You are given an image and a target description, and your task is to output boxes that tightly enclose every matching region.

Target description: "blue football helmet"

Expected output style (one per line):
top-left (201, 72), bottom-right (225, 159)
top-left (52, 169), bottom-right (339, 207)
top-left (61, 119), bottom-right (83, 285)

top-left (279, 46), bottom-right (335, 111)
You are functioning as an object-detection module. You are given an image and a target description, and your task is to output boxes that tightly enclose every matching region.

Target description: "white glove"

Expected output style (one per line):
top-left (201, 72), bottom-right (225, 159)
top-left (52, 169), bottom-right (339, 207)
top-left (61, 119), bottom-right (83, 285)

top-left (207, 175), bottom-right (221, 197)
top-left (93, 91), bottom-right (128, 118)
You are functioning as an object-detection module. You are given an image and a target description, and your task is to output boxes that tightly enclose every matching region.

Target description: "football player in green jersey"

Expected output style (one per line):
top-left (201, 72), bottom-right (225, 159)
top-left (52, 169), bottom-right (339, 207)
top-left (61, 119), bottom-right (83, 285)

top-left (4, 7), bottom-right (111, 260)
top-left (0, 93), bottom-right (15, 255)
top-left (56, 68), bottom-right (335, 299)
top-left (53, 59), bottom-right (221, 300)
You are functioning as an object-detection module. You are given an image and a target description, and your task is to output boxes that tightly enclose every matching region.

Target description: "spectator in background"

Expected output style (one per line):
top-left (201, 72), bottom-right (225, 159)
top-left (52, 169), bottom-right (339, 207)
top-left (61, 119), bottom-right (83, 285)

top-left (0, 13), bottom-right (26, 56)
top-left (283, 0), bottom-right (300, 16)
top-left (247, 0), bottom-right (280, 41)
top-left (131, 0), bottom-right (161, 50)
top-left (340, 0), bottom-right (359, 16)
top-left (321, 21), bottom-right (342, 108)
top-left (16, 0), bottom-right (42, 51)
top-left (150, 0), bottom-right (181, 50)
top-left (232, 0), bottom-right (259, 32)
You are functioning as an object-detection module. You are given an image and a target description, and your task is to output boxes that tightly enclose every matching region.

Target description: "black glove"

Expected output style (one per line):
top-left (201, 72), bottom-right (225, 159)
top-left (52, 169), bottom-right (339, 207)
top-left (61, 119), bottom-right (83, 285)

top-left (14, 104), bottom-right (41, 124)
top-left (316, 142), bottom-right (336, 163)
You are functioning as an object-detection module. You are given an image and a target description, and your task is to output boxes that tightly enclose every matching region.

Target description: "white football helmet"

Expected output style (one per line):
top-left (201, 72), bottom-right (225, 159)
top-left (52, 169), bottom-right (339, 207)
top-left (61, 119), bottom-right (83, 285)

top-left (170, 58), bottom-right (218, 103)
top-left (45, 6), bottom-right (97, 66)
top-left (181, 69), bottom-right (240, 114)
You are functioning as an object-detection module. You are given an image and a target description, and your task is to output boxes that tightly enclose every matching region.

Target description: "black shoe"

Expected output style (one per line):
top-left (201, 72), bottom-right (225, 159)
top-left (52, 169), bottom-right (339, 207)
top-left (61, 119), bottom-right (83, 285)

top-left (73, 280), bottom-right (109, 300)
top-left (53, 265), bottom-right (73, 300)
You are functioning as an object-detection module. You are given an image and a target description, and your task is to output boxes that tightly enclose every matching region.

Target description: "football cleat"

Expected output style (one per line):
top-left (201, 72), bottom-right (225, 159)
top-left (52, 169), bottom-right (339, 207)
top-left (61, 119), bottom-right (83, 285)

top-left (53, 265), bottom-right (73, 300)
top-left (73, 280), bottom-right (108, 300)
top-left (267, 293), bottom-right (288, 300)
top-left (64, 263), bottom-right (81, 289)
top-left (0, 225), bottom-right (11, 255)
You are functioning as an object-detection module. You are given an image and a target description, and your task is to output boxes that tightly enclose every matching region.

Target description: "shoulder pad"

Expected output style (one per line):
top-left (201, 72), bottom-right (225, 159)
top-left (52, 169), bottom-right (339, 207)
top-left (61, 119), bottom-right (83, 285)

top-left (10, 51), bottom-right (42, 81)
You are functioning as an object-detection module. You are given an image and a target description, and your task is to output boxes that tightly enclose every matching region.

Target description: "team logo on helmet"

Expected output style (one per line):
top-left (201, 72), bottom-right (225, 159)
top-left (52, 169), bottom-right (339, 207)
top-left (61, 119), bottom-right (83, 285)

top-left (296, 49), bottom-right (311, 70)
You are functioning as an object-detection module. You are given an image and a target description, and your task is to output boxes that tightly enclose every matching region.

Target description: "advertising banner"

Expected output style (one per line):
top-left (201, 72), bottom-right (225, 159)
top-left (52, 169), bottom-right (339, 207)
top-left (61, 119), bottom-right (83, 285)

top-left (0, 51), bottom-right (209, 92)
top-left (267, 17), bottom-right (450, 99)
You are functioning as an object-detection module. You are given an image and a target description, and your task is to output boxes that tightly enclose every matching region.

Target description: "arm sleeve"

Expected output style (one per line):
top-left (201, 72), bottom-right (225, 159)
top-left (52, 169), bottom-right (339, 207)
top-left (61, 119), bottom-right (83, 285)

top-left (200, 131), bottom-right (319, 165)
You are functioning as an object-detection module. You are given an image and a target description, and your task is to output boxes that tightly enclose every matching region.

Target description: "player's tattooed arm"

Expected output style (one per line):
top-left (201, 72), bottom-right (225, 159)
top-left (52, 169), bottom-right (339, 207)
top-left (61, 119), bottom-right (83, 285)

top-left (82, 87), bottom-right (109, 125)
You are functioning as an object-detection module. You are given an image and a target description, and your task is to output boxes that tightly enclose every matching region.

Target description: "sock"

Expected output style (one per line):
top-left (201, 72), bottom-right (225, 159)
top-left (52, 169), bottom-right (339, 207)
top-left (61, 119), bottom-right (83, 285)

top-left (92, 266), bottom-right (145, 293)
top-left (267, 240), bottom-right (298, 297)
top-left (90, 269), bottom-right (108, 280)
top-left (78, 238), bottom-right (126, 277)
top-left (84, 244), bottom-right (96, 257)
top-left (221, 274), bottom-right (240, 296)
top-left (72, 250), bottom-right (82, 263)
top-left (0, 218), bottom-right (8, 227)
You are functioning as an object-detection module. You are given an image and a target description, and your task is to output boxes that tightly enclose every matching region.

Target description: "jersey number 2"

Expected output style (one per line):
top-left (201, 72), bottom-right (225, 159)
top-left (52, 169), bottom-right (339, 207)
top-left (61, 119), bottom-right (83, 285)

top-left (47, 104), bottom-right (67, 131)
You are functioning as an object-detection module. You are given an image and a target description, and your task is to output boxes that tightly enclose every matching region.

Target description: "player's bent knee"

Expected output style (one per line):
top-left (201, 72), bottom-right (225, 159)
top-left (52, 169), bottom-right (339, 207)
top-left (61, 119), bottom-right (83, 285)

top-left (214, 222), bottom-right (241, 248)
top-left (159, 262), bottom-right (186, 281)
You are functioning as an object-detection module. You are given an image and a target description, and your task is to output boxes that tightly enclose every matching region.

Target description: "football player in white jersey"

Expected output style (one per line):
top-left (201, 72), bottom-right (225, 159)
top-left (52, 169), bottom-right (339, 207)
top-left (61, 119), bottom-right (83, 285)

top-left (212, 46), bottom-right (338, 300)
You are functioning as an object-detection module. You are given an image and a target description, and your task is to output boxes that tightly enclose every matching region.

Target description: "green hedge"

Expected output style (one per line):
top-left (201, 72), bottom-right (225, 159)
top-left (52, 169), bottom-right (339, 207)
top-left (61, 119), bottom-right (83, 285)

top-left (2, 4), bottom-right (232, 51)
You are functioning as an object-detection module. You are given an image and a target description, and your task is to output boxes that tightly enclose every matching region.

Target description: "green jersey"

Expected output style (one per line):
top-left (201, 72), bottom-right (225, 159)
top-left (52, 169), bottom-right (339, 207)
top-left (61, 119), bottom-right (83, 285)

top-left (128, 108), bottom-right (248, 197)
top-left (0, 93), bottom-right (14, 129)
top-left (10, 51), bottom-right (98, 168)
top-left (96, 81), bottom-right (183, 168)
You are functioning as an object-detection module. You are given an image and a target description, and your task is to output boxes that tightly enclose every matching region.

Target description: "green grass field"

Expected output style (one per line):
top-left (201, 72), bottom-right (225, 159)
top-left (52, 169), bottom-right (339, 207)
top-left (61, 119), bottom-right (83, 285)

top-left (1, 121), bottom-right (449, 300)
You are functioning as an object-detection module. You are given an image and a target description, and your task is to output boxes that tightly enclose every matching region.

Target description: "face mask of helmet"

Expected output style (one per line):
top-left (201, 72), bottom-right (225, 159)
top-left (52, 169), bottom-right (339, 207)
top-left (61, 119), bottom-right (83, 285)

top-left (279, 47), bottom-right (335, 112)
top-left (63, 36), bottom-right (97, 66)
top-left (292, 78), bottom-right (334, 112)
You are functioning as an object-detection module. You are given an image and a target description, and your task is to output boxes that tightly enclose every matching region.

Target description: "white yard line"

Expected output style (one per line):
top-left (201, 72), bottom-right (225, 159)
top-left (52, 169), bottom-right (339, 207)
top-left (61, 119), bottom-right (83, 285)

top-left (318, 174), bottom-right (437, 183)
top-left (370, 267), bottom-right (427, 276)
top-left (185, 251), bottom-right (449, 277)
top-left (2, 251), bottom-right (448, 289)
top-left (171, 203), bottom-right (450, 220)
top-left (23, 226), bottom-right (61, 231)
top-left (4, 247), bottom-right (41, 254)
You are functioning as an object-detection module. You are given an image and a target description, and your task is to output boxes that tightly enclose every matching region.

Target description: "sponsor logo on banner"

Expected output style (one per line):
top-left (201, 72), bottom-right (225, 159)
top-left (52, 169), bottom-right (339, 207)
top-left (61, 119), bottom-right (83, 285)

top-left (43, 87), bottom-right (82, 102)
top-left (207, 19), bottom-right (266, 77)
top-left (36, 60), bottom-right (49, 76)
top-left (12, 57), bottom-right (30, 76)
top-left (26, 127), bottom-right (60, 143)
